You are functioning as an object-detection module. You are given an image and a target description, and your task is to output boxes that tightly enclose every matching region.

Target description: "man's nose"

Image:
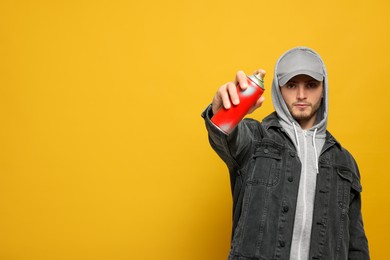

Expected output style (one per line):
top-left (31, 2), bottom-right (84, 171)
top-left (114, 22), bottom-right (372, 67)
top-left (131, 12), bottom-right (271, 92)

top-left (297, 85), bottom-right (306, 100)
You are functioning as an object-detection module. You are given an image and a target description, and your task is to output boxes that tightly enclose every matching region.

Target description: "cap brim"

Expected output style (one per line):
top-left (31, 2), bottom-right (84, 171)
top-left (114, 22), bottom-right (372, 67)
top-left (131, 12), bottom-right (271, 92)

top-left (279, 70), bottom-right (323, 87)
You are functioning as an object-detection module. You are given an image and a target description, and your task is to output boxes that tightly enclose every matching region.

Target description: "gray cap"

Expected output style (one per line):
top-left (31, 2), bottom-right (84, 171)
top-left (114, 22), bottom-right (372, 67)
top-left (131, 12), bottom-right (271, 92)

top-left (277, 48), bottom-right (324, 87)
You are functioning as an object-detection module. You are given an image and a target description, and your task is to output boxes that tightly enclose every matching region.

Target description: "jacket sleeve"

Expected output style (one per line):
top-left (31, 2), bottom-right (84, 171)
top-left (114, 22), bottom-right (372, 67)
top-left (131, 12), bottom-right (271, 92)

top-left (201, 105), bottom-right (257, 172)
top-left (348, 159), bottom-right (370, 259)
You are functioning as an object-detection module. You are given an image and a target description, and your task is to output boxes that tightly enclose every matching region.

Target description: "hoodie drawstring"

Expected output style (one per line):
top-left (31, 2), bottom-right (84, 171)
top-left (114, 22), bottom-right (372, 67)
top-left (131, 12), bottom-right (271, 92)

top-left (313, 128), bottom-right (319, 174)
top-left (292, 122), bottom-right (300, 155)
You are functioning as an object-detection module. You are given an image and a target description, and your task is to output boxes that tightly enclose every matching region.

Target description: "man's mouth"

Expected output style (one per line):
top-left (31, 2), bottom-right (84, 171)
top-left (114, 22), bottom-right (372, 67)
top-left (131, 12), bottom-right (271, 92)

top-left (293, 103), bottom-right (310, 108)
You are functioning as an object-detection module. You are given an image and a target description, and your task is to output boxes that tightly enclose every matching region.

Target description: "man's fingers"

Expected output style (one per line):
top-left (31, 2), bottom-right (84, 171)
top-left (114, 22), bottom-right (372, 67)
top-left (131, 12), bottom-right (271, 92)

top-left (221, 89), bottom-right (231, 109)
top-left (226, 82), bottom-right (239, 105)
top-left (235, 70), bottom-right (248, 90)
top-left (212, 81), bottom-right (240, 113)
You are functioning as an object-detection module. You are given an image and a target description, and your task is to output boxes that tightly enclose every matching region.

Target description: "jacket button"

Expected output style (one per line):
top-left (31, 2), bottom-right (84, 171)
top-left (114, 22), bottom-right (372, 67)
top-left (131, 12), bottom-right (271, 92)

top-left (264, 148), bottom-right (269, 154)
top-left (279, 240), bottom-right (285, 247)
top-left (283, 205), bottom-right (289, 212)
top-left (288, 176), bottom-right (293, 182)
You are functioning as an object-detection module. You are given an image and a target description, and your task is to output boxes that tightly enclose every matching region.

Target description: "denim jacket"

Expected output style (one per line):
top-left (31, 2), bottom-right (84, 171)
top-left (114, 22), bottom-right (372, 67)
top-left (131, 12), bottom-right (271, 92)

top-left (202, 107), bottom-right (369, 260)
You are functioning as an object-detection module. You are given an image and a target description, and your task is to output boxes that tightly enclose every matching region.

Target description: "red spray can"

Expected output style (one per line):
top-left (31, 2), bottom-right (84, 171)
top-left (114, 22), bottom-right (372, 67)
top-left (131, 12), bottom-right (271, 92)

top-left (211, 73), bottom-right (264, 134)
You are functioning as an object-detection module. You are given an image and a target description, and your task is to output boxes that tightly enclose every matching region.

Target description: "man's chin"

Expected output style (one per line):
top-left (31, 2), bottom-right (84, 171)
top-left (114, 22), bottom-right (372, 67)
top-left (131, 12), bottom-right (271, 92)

top-left (291, 112), bottom-right (312, 122)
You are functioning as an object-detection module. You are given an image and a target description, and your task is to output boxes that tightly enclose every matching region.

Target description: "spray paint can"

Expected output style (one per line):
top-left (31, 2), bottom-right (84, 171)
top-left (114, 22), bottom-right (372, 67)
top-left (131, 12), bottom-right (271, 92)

top-left (211, 73), bottom-right (265, 134)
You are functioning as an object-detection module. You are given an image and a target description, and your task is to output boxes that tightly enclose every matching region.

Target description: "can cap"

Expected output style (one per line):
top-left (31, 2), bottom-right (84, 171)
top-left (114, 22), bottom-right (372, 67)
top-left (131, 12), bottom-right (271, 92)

top-left (248, 73), bottom-right (264, 89)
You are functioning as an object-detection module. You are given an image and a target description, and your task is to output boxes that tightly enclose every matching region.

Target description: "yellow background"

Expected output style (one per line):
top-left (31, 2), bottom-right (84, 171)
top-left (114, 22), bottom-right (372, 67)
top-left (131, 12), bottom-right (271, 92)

top-left (0, 0), bottom-right (389, 259)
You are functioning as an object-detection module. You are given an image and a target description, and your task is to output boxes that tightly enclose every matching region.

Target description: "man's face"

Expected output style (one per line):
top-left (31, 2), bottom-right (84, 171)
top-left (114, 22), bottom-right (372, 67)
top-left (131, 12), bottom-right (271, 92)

top-left (280, 74), bottom-right (324, 129)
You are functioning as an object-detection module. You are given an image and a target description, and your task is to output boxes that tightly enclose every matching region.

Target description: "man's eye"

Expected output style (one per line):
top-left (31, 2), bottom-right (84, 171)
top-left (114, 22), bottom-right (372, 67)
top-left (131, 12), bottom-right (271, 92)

top-left (307, 83), bottom-right (317, 88)
top-left (286, 84), bottom-right (295, 89)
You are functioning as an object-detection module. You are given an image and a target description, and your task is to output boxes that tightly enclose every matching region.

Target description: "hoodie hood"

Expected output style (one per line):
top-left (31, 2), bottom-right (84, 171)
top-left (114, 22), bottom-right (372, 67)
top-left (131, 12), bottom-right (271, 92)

top-left (271, 46), bottom-right (328, 135)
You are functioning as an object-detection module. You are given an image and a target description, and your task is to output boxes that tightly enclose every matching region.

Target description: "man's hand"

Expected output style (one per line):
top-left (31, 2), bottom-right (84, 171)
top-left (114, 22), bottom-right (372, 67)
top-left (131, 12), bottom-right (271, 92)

top-left (212, 69), bottom-right (266, 115)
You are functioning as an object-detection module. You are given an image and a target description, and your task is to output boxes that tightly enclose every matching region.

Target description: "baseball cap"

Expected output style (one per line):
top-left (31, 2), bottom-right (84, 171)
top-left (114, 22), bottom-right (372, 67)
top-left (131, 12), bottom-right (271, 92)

top-left (277, 48), bottom-right (324, 87)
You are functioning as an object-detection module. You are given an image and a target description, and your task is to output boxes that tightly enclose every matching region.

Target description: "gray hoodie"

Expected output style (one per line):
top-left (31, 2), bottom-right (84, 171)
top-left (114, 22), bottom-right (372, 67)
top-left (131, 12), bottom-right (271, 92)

top-left (271, 47), bottom-right (329, 260)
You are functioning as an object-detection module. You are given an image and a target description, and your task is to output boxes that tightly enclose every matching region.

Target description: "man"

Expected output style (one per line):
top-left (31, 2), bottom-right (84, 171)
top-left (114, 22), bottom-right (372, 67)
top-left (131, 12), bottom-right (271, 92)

top-left (202, 47), bottom-right (369, 259)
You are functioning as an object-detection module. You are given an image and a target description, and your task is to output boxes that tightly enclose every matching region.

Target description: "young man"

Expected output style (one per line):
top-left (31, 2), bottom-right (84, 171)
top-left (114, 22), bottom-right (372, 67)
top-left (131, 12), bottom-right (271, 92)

top-left (202, 47), bottom-right (369, 259)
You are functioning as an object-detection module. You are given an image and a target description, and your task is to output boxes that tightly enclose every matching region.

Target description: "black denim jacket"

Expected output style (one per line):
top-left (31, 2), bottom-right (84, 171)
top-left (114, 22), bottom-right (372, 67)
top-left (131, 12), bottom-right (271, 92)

top-left (202, 107), bottom-right (369, 260)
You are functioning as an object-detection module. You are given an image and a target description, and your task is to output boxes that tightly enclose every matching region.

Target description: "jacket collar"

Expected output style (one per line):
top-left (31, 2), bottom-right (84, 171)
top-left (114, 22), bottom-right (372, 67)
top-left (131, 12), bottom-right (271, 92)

top-left (262, 112), bottom-right (341, 148)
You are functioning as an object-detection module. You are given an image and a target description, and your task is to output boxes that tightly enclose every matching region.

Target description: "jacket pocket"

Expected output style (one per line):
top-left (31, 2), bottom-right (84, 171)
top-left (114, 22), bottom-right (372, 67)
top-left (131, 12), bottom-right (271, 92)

top-left (336, 167), bottom-right (361, 210)
top-left (249, 140), bottom-right (283, 187)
